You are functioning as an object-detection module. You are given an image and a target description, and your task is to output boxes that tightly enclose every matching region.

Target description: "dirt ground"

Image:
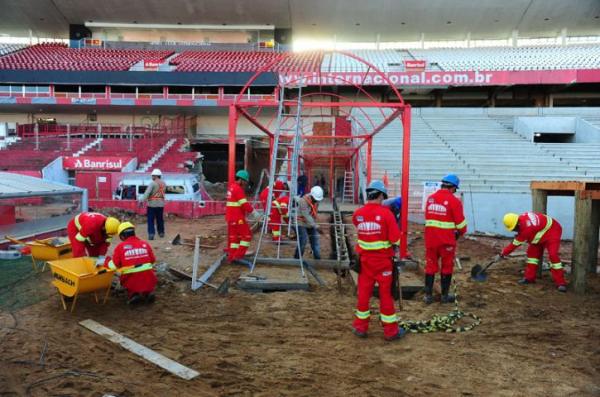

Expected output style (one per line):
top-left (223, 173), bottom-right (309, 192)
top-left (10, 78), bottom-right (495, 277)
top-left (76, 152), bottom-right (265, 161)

top-left (1, 215), bottom-right (599, 397)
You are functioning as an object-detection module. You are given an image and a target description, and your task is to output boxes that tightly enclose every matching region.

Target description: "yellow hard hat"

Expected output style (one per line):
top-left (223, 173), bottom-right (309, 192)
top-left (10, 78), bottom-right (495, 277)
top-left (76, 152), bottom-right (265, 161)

top-left (117, 221), bottom-right (135, 236)
top-left (503, 213), bottom-right (519, 231)
top-left (104, 217), bottom-right (121, 235)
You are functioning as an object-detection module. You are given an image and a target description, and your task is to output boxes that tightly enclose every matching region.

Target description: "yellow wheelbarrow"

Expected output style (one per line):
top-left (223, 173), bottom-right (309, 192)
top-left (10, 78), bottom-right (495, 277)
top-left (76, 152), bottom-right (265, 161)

top-left (47, 257), bottom-right (115, 312)
top-left (5, 235), bottom-right (72, 272)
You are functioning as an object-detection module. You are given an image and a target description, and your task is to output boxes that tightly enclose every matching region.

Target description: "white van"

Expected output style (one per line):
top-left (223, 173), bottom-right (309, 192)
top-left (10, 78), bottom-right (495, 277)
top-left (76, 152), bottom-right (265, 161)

top-left (113, 173), bottom-right (205, 205)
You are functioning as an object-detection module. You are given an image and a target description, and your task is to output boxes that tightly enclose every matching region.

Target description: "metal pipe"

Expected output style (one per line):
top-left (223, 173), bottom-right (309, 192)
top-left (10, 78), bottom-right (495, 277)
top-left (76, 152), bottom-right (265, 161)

top-left (400, 106), bottom-right (412, 259)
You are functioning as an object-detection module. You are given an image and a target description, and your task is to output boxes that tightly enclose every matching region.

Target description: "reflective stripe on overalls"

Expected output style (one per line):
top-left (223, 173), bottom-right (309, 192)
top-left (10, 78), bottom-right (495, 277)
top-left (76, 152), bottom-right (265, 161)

top-left (226, 198), bottom-right (248, 207)
top-left (532, 216), bottom-right (553, 244)
top-left (357, 240), bottom-right (392, 250)
top-left (74, 214), bottom-right (89, 242)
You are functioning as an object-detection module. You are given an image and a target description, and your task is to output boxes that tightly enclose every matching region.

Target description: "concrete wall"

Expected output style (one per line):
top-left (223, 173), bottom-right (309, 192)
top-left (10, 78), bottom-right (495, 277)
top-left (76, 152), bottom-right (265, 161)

top-left (41, 157), bottom-right (68, 185)
top-left (513, 116), bottom-right (576, 140)
top-left (574, 118), bottom-right (600, 143)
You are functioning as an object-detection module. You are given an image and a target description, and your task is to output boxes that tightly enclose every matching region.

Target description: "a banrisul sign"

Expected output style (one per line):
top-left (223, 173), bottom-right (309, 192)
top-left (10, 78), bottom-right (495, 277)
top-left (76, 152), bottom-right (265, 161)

top-left (63, 156), bottom-right (133, 171)
top-left (279, 69), bottom-right (600, 87)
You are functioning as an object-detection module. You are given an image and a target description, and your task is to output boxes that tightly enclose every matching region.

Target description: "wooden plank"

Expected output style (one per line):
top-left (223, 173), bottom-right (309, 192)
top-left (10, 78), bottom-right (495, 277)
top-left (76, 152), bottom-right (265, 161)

top-left (573, 191), bottom-right (593, 294)
top-left (79, 319), bottom-right (200, 380)
top-left (530, 181), bottom-right (585, 192)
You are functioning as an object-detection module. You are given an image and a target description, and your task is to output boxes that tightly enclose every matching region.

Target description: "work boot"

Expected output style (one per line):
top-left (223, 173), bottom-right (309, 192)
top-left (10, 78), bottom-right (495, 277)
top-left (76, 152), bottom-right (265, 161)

top-left (384, 327), bottom-right (407, 342)
top-left (441, 294), bottom-right (455, 304)
top-left (145, 292), bottom-right (156, 304)
top-left (148, 234), bottom-right (155, 241)
top-left (557, 285), bottom-right (567, 293)
top-left (424, 274), bottom-right (435, 305)
top-left (352, 328), bottom-right (367, 338)
top-left (233, 259), bottom-right (253, 269)
top-left (159, 233), bottom-right (165, 238)
top-left (127, 293), bottom-right (143, 305)
top-left (440, 274), bottom-right (455, 304)
top-left (518, 278), bottom-right (535, 285)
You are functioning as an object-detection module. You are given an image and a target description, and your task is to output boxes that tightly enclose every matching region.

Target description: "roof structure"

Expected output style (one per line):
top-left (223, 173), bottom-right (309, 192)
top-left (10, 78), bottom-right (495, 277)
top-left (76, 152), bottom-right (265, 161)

top-left (0, 172), bottom-right (84, 198)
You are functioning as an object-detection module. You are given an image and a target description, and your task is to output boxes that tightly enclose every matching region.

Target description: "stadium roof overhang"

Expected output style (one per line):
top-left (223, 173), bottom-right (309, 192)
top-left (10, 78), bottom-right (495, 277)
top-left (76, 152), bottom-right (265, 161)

top-left (2, 0), bottom-right (599, 41)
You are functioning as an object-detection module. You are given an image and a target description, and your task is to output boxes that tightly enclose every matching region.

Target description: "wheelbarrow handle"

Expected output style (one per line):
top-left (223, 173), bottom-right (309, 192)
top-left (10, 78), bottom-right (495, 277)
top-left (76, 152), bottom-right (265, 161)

top-left (4, 235), bottom-right (26, 245)
top-left (34, 239), bottom-right (56, 247)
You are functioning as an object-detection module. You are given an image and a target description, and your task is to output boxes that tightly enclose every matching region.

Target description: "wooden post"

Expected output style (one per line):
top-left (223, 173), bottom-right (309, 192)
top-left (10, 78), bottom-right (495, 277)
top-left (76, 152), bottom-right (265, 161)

top-left (531, 189), bottom-right (547, 214)
top-left (531, 188), bottom-right (548, 278)
top-left (572, 191), bottom-right (593, 294)
top-left (590, 200), bottom-right (600, 274)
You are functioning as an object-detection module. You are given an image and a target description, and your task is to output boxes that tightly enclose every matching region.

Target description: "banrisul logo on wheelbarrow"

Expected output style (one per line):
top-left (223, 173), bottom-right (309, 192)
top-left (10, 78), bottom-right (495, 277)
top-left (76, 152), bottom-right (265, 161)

top-left (53, 272), bottom-right (75, 287)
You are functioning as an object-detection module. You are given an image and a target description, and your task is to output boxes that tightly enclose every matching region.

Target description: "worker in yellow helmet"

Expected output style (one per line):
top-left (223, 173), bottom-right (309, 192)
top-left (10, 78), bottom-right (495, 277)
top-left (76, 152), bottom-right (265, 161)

top-left (105, 222), bottom-right (158, 304)
top-left (67, 212), bottom-right (120, 257)
top-left (498, 212), bottom-right (567, 292)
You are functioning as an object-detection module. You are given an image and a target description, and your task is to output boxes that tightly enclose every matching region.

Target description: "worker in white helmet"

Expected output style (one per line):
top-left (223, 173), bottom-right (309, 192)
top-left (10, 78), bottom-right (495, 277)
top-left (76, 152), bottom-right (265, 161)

top-left (294, 185), bottom-right (324, 260)
top-left (139, 169), bottom-right (166, 240)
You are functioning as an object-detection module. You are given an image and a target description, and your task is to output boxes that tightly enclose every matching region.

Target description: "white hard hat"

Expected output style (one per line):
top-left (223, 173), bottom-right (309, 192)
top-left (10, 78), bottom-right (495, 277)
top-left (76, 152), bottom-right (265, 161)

top-left (151, 169), bottom-right (162, 177)
top-left (310, 186), bottom-right (324, 201)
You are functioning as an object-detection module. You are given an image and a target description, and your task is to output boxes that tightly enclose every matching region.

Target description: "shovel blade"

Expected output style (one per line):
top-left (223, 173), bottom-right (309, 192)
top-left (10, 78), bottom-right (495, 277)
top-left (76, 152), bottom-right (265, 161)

top-left (470, 264), bottom-right (488, 282)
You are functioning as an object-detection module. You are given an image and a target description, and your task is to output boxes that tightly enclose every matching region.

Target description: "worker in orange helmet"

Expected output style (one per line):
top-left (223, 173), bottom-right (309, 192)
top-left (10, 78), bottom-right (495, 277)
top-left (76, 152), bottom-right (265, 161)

top-left (499, 212), bottom-right (567, 292)
top-left (105, 222), bottom-right (158, 304)
top-left (67, 212), bottom-right (120, 257)
top-left (226, 170), bottom-right (260, 265)
top-left (352, 180), bottom-right (406, 341)
top-left (423, 174), bottom-right (467, 305)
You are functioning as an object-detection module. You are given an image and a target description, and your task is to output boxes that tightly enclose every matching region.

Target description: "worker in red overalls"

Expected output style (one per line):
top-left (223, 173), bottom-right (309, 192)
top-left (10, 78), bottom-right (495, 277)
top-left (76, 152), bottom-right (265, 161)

top-left (226, 170), bottom-right (259, 264)
top-left (67, 212), bottom-right (120, 257)
top-left (499, 212), bottom-right (567, 292)
top-left (269, 182), bottom-right (289, 241)
top-left (352, 180), bottom-right (406, 341)
top-left (424, 174), bottom-right (467, 305)
top-left (259, 180), bottom-right (285, 211)
top-left (105, 222), bottom-right (158, 304)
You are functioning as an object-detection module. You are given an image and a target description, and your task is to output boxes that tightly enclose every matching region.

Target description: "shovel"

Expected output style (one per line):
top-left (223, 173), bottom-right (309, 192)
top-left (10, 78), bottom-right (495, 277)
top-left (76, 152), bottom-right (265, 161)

top-left (470, 257), bottom-right (501, 282)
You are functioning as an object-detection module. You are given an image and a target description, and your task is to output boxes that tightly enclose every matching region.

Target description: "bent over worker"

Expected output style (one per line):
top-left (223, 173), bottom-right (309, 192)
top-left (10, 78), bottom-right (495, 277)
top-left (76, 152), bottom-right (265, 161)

top-left (352, 180), bottom-right (406, 341)
top-left (424, 174), bottom-right (467, 304)
top-left (106, 222), bottom-right (158, 305)
top-left (139, 168), bottom-right (166, 240)
top-left (67, 212), bottom-right (120, 257)
top-left (226, 170), bottom-right (260, 263)
top-left (499, 212), bottom-right (567, 292)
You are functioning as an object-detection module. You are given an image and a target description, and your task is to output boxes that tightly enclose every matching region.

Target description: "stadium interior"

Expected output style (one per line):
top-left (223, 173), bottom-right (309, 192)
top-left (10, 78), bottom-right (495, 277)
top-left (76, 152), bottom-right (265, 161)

top-left (0, 0), bottom-right (599, 395)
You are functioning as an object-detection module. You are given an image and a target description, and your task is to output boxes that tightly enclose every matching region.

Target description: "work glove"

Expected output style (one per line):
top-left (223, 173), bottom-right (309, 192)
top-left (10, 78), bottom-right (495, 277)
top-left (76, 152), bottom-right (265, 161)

top-left (454, 231), bottom-right (461, 240)
top-left (95, 256), bottom-right (106, 267)
top-left (493, 254), bottom-right (504, 262)
top-left (351, 255), bottom-right (361, 273)
top-left (250, 210), bottom-right (261, 222)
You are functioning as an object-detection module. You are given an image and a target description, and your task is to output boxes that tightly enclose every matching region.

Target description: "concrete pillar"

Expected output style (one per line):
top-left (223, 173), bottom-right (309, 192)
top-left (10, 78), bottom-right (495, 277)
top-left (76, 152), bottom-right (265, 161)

top-left (572, 191), bottom-right (593, 294)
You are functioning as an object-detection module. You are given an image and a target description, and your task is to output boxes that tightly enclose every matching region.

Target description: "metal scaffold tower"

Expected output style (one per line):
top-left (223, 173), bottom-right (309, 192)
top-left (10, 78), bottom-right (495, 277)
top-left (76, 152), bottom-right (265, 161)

top-left (251, 82), bottom-right (306, 276)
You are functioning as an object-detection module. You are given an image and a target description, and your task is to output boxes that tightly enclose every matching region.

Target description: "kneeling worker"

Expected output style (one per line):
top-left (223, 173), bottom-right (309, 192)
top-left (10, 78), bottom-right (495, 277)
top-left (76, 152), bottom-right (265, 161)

top-left (67, 212), bottom-right (120, 257)
top-left (106, 222), bottom-right (158, 304)
top-left (352, 180), bottom-right (405, 341)
top-left (499, 212), bottom-right (567, 292)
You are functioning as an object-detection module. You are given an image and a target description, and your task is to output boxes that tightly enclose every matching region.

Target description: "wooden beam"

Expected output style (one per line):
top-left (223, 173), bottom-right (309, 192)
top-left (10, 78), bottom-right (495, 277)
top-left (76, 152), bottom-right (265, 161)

top-left (530, 181), bottom-right (585, 191)
top-left (572, 191), bottom-right (593, 294)
top-left (531, 189), bottom-right (548, 214)
top-left (590, 200), bottom-right (600, 274)
top-left (79, 319), bottom-right (200, 380)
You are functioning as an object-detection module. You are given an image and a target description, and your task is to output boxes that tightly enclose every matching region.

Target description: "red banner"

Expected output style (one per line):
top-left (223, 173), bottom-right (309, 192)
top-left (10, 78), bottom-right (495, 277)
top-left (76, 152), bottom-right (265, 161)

top-left (405, 60), bottom-right (427, 71)
top-left (63, 156), bottom-right (133, 171)
top-left (280, 69), bottom-right (600, 87)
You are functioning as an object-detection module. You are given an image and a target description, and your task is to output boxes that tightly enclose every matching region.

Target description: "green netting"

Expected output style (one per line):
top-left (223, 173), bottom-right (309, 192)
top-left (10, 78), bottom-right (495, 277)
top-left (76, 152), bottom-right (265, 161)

top-left (0, 257), bottom-right (54, 311)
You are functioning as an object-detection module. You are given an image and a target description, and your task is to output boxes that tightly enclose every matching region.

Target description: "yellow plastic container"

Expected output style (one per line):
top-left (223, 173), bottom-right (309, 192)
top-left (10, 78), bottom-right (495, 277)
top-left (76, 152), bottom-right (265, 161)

top-left (5, 235), bottom-right (72, 271)
top-left (47, 257), bottom-right (115, 312)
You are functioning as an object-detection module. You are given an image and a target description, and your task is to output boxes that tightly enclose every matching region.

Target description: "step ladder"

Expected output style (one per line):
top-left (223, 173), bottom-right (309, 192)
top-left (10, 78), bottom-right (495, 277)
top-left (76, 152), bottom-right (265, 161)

top-left (251, 82), bottom-right (305, 276)
top-left (342, 170), bottom-right (355, 203)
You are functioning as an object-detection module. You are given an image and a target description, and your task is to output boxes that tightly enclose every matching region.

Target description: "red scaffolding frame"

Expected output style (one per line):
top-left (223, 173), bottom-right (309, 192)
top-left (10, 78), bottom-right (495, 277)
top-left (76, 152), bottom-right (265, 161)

top-left (226, 51), bottom-right (413, 258)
